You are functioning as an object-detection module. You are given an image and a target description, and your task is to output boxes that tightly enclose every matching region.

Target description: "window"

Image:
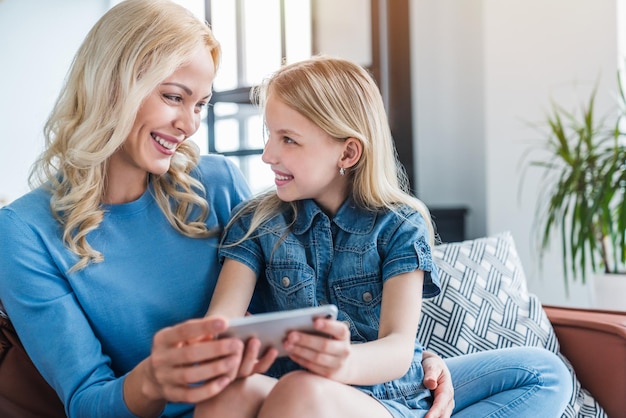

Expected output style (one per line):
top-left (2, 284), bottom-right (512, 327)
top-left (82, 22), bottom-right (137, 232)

top-left (207, 0), bottom-right (312, 194)
top-left (206, 0), bottom-right (416, 194)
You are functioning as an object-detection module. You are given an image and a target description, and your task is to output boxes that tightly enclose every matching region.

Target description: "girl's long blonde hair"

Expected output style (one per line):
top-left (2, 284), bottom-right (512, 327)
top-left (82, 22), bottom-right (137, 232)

top-left (30, 0), bottom-right (221, 271)
top-left (232, 56), bottom-right (435, 246)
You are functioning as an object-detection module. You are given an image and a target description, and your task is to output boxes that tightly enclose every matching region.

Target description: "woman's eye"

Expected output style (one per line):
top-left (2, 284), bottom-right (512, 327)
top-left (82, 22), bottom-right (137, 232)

top-left (194, 102), bottom-right (209, 115)
top-left (284, 136), bottom-right (295, 144)
top-left (163, 94), bottom-right (182, 102)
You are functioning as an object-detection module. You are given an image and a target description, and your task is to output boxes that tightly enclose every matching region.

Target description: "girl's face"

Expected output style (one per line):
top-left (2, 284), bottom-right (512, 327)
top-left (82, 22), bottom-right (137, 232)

top-left (262, 95), bottom-right (350, 215)
top-left (106, 45), bottom-right (215, 200)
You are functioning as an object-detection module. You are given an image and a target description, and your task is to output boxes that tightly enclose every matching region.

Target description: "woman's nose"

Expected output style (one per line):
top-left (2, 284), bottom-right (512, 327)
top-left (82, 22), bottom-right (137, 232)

top-left (174, 107), bottom-right (199, 137)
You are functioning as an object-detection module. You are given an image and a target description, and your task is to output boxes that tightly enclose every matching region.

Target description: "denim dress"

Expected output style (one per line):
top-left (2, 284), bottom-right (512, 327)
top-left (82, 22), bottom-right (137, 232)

top-left (219, 198), bottom-right (441, 417)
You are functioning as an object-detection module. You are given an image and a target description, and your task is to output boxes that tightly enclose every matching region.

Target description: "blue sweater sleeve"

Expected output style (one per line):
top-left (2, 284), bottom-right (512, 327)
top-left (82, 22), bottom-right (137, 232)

top-left (0, 207), bottom-right (136, 417)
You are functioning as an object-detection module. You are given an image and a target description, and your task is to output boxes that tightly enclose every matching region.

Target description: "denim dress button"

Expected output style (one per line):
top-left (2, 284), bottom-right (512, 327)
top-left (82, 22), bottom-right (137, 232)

top-left (362, 292), bottom-right (373, 302)
top-left (281, 276), bottom-right (291, 287)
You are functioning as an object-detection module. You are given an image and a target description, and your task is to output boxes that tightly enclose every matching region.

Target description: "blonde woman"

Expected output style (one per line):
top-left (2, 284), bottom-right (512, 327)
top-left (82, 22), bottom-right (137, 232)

top-left (0, 0), bottom-right (277, 416)
top-left (203, 57), bottom-right (573, 418)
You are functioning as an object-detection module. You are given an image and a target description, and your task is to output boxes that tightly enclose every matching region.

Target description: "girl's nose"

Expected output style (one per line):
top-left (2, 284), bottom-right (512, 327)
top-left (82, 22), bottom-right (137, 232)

top-left (261, 136), bottom-right (275, 164)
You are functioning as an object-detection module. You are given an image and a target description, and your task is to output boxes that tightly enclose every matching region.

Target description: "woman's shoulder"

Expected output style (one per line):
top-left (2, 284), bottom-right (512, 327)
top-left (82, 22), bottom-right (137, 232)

top-left (0, 187), bottom-right (52, 220)
top-left (195, 154), bottom-right (237, 178)
top-left (193, 154), bottom-right (251, 199)
top-left (0, 187), bottom-right (54, 238)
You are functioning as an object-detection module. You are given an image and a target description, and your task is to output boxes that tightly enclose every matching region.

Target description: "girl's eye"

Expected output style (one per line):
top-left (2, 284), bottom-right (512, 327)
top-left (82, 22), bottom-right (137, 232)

top-left (283, 136), bottom-right (295, 144)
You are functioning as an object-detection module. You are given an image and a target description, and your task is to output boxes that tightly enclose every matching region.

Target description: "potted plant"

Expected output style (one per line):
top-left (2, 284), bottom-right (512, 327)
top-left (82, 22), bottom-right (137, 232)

top-left (525, 75), bottom-right (626, 306)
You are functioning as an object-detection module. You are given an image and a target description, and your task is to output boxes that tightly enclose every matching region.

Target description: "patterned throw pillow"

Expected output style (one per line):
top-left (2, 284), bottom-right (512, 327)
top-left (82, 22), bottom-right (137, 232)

top-left (419, 231), bottom-right (606, 418)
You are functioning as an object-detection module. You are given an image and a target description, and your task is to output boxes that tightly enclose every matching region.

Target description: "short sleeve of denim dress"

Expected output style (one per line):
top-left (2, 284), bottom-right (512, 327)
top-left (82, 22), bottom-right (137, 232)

top-left (219, 198), bottom-right (442, 418)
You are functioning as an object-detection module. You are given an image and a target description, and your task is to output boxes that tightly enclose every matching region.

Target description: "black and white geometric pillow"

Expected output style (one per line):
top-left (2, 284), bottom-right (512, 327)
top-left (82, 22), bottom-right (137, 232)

top-left (418, 231), bottom-right (606, 418)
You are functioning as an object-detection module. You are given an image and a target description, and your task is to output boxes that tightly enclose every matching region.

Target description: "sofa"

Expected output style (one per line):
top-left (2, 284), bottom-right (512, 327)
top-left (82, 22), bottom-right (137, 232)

top-left (545, 305), bottom-right (626, 418)
top-left (423, 232), bottom-right (624, 418)
top-left (1, 232), bottom-right (625, 417)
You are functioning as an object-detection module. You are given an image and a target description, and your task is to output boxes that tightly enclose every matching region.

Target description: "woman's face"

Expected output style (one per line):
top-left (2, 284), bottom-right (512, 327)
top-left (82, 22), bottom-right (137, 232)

top-left (261, 95), bottom-right (350, 215)
top-left (108, 45), bottom-right (215, 192)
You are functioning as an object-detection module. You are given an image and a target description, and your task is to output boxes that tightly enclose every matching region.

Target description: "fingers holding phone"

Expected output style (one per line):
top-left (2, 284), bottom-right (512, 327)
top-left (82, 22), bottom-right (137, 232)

top-left (238, 337), bottom-right (278, 378)
top-left (148, 317), bottom-right (245, 402)
top-left (283, 316), bottom-right (352, 380)
top-left (217, 305), bottom-right (338, 358)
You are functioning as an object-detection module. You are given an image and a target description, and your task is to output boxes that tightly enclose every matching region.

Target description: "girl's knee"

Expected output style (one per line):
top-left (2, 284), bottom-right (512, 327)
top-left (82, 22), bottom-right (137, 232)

top-left (195, 375), bottom-right (273, 418)
top-left (271, 370), bottom-right (329, 399)
top-left (259, 371), bottom-right (336, 418)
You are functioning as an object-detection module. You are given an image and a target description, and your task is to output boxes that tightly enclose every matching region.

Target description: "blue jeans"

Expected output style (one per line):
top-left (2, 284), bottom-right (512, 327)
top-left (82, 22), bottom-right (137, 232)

top-left (447, 346), bottom-right (572, 417)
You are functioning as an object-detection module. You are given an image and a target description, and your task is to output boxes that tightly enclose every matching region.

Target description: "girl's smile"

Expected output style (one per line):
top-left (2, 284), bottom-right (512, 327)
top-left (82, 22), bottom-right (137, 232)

top-left (262, 95), bottom-right (350, 215)
top-left (272, 169), bottom-right (294, 187)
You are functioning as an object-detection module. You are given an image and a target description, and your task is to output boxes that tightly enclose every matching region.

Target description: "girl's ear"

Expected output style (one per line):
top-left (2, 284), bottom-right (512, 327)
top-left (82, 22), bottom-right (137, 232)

top-left (340, 137), bottom-right (363, 169)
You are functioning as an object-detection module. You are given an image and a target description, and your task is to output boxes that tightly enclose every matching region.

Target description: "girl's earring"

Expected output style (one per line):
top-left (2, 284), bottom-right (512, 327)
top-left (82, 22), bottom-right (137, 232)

top-left (339, 167), bottom-right (346, 176)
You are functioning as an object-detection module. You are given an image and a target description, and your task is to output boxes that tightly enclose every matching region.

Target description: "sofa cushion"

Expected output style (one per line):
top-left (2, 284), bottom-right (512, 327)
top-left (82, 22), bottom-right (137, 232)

top-left (419, 231), bottom-right (606, 418)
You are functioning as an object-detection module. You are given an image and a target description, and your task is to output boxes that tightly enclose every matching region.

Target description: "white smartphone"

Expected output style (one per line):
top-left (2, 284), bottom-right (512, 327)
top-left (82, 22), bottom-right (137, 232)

top-left (218, 305), bottom-right (339, 357)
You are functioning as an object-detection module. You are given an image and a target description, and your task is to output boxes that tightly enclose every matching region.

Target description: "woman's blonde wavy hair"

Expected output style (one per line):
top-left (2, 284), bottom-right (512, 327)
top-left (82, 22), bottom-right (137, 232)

top-left (231, 56), bottom-right (435, 246)
top-left (30, 0), bottom-right (221, 271)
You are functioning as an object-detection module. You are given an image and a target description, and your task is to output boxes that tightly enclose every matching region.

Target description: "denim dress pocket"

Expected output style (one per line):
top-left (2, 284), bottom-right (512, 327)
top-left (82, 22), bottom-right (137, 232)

top-left (332, 277), bottom-right (382, 342)
top-left (264, 262), bottom-right (316, 311)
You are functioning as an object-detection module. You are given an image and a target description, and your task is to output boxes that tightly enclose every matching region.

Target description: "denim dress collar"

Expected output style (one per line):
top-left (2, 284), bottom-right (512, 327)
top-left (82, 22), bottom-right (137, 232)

top-left (292, 198), bottom-right (377, 236)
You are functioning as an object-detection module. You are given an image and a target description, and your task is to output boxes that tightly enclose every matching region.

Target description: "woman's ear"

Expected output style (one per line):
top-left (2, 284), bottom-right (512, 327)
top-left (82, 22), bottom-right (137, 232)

top-left (340, 137), bottom-right (363, 169)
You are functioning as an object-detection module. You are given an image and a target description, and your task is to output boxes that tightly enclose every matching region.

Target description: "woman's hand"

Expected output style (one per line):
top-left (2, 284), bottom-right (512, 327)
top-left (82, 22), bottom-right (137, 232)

top-left (282, 317), bottom-right (352, 381)
top-left (125, 316), bottom-right (247, 416)
top-left (422, 350), bottom-right (455, 418)
top-left (236, 335), bottom-right (278, 379)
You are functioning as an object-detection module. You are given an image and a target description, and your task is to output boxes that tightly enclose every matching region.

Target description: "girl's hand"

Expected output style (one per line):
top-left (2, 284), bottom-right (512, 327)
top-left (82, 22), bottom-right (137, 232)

top-left (139, 316), bottom-right (245, 405)
top-left (282, 317), bottom-right (352, 381)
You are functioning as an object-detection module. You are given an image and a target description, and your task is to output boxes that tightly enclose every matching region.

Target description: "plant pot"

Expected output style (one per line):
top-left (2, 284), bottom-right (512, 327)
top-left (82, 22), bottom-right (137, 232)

top-left (592, 273), bottom-right (626, 311)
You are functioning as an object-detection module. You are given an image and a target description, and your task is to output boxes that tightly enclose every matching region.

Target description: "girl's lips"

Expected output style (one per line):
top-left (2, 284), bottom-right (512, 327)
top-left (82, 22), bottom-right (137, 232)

top-left (273, 171), bottom-right (293, 187)
top-left (275, 173), bottom-right (292, 181)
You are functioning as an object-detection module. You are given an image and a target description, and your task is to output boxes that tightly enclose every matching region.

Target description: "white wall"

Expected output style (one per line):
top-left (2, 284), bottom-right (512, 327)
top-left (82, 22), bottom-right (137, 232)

top-left (412, 0), bottom-right (621, 307)
top-left (412, 0), bottom-right (487, 241)
top-left (0, 0), bottom-right (109, 205)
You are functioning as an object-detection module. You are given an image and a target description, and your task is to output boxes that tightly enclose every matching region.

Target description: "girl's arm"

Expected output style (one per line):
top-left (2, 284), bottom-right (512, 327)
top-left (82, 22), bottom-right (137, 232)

top-left (284, 270), bottom-right (424, 386)
top-left (206, 259), bottom-right (279, 378)
top-left (206, 258), bottom-right (258, 318)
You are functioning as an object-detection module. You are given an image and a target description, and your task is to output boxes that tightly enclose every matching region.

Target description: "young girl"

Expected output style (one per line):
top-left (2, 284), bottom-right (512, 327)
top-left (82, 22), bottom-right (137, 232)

top-left (204, 56), bottom-right (572, 418)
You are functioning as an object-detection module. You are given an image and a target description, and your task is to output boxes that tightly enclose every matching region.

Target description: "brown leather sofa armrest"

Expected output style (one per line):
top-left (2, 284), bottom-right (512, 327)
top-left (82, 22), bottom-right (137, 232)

top-left (544, 305), bottom-right (626, 418)
top-left (0, 314), bottom-right (66, 418)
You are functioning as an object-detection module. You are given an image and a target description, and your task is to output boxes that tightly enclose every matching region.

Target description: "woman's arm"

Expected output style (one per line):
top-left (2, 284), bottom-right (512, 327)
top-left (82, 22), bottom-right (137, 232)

top-left (124, 316), bottom-right (245, 416)
top-left (284, 270), bottom-right (424, 386)
top-left (125, 257), bottom-right (279, 416)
